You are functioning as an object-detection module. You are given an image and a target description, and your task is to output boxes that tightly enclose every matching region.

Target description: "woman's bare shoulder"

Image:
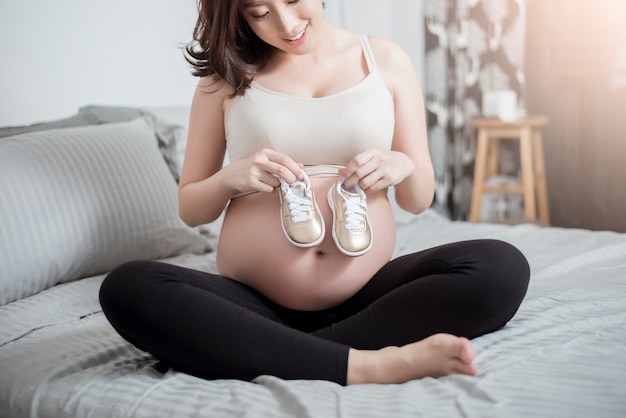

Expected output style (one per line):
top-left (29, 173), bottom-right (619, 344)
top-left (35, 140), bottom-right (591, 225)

top-left (366, 36), bottom-right (415, 73)
top-left (196, 74), bottom-right (235, 98)
top-left (366, 36), bottom-right (419, 93)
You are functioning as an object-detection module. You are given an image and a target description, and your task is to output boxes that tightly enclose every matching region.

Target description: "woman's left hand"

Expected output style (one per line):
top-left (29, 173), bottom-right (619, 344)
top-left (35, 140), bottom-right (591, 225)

top-left (339, 149), bottom-right (415, 192)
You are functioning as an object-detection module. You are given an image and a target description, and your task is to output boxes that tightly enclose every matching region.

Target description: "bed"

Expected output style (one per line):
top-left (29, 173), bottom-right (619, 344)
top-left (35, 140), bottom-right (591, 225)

top-left (1, 106), bottom-right (625, 418)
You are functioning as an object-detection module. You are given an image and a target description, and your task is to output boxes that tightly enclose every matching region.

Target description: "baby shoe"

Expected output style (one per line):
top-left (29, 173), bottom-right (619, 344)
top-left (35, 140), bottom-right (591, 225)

top-left (327, 180), bottom-right (372, 256)
top-left (278, 172), bottom-right (325, 247)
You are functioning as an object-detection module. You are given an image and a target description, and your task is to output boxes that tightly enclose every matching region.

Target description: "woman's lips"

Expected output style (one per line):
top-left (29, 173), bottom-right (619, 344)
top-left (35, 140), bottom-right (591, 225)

top-left (283, 25), bottom-right (308, 45)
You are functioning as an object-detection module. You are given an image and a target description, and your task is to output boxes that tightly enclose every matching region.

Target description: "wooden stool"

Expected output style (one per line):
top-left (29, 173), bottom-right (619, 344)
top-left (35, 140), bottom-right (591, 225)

top-left (469, 117), bottom-right (550, 225)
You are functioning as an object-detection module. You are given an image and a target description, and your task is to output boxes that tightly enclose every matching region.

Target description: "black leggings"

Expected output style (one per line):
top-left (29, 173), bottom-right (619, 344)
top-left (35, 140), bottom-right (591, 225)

top-left (99, 239), bottom-right (529, 385)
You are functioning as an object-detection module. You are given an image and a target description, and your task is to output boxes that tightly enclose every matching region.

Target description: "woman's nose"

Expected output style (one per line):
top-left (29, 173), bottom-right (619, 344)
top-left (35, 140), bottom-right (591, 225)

top-left (274, 8), bottom-right (298, 35)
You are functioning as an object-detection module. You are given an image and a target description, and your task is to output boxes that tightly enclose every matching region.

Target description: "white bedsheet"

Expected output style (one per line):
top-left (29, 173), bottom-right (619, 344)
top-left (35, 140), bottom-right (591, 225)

top-left (1, 211), bottom-right (626, 418)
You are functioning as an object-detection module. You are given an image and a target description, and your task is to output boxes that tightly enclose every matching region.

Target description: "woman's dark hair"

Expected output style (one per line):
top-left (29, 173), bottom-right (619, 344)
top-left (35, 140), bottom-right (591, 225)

top-left (184, 0), bottom-right (276, 96)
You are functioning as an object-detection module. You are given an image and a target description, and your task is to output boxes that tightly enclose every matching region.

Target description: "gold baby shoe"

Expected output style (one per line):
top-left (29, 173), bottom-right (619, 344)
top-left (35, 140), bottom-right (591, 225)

top-left (327, 181), bottom-right (373, 256)
top-left (278, 172), bottom-right (325, 247)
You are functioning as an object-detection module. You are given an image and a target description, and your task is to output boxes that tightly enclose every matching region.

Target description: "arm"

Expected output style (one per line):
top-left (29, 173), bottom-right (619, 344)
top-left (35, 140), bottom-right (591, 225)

top-left (341, 37), bottom-right (435, 215)
top-left (384, 38), bottom-right (435, 214)
top-left (178, 77), bottom-right (232, 226)
top-left (178, 77), bottom-right (303, 227)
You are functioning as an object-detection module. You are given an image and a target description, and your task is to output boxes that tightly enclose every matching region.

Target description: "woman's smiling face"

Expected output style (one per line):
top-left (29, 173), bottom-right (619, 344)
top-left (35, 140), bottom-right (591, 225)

top-left (242, 0), bottom-right (324, 54)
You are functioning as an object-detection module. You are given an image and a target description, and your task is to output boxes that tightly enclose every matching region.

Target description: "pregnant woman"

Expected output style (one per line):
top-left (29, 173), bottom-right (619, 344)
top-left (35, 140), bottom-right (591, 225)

top-left (100, 0), bottom-right (530, 385)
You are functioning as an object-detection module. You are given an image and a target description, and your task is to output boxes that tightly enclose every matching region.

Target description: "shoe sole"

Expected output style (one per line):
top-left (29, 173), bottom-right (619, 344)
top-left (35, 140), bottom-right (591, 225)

top-left (327, 185), bottom-right (373, 257)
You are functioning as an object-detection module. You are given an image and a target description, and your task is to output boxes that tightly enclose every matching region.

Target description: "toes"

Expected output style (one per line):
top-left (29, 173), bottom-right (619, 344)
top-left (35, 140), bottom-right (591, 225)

top-left (430, 334), bottom-right (475, 364)
top-left (455, 359), bottom-right (477, 376)
top-left (455, 338), bottom-right (477, 375)
top-left (458, 337), bottom-right (476, 364)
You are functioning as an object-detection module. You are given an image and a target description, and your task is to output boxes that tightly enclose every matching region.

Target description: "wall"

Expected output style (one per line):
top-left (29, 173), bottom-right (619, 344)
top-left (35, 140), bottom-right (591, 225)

top-left (525, 0), bottom-right (626, 232)
top-left (1, 1), bottom-right (425, 126)
top-left (0, 0), bottom-right (199, 126)
top-left (337, 0), bottom-right (425, 84)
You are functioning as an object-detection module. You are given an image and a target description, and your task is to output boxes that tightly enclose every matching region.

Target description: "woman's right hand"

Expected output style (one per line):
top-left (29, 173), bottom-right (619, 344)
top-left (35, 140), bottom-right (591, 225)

top-left (222, 148), bottom-right (303, 195)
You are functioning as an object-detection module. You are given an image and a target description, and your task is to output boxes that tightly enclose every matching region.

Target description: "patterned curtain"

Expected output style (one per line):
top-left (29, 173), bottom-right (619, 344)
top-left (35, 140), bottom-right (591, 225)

top-left (424, 0), bottom-right (527, 220)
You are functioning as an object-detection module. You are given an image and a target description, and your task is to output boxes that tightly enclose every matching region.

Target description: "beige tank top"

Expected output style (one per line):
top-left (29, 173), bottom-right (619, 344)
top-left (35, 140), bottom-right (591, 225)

top-left (225, 34), bottom-right (394, 178)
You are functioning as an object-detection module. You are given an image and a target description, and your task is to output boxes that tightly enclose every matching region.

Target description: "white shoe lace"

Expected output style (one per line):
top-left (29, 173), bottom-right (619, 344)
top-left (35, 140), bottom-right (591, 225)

top-left (280, 176), bottom-right (314, 223)
top-left (340, 184), bottom-right (367, 231)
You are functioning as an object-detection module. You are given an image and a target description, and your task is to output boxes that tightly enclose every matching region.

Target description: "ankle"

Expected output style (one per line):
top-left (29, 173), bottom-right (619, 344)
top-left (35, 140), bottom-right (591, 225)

top-left (347, 347), bottom-right (400, 385)
top-left (347, 348), bottom-right (375, 385)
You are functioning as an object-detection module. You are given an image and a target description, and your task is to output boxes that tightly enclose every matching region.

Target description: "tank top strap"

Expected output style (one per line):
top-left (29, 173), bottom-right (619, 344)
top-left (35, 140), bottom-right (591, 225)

top-left (360, 34), bottom-right (377, 73)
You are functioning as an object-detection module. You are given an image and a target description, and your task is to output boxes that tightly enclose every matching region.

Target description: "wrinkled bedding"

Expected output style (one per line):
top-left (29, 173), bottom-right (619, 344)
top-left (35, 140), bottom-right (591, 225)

top-left (1, 210), bottom-right (626, 418)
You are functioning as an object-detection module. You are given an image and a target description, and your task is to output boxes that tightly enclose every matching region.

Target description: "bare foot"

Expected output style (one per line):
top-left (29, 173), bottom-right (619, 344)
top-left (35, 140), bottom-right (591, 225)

top-left (347, 333), bottom-right (477, 385)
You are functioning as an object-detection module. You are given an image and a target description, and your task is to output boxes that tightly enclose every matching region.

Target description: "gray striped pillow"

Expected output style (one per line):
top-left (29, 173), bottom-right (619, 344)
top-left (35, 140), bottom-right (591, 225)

top-left (0, 118), bottom-right (211, 305)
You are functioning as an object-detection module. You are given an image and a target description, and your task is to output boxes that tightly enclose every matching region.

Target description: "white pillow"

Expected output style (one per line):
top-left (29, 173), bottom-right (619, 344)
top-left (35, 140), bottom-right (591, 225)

top-left (0, 118), bottom-right (211, 306)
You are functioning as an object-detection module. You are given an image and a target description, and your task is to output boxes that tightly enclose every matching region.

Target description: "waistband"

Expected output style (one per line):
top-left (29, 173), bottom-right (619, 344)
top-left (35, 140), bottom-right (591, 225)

top-left (302, 164), bottom-right (343, 178)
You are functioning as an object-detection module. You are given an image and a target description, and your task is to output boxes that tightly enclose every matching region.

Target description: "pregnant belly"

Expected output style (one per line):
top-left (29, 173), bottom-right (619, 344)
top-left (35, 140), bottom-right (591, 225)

top-left (216, 177), bottom-right (396, 310)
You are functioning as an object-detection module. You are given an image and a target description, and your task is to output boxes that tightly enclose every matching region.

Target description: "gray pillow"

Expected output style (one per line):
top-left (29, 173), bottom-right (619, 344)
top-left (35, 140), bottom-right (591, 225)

top-left (0, 113), bottom-right (92, 138)
top-left (0, 105), bottom-right (187, 182)
top-left (0, 118), bottom-right (212, 306)
top-left (0, 105), bottom-right (143, 139)
top-left (139, 107), bottom-right (189, 182)
top-left (78, 105), bottom-right (143, 124)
